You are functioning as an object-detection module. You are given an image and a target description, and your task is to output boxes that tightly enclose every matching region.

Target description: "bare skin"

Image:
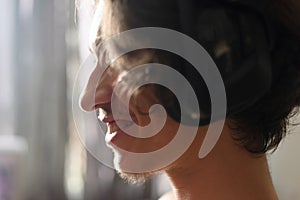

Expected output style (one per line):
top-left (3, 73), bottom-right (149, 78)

top-left (80, 41), bottom-right (279, 200)
top-left (81, 3), bottom-right (279, 199)
top-left (81, 73), bottom-right (278, 200)
top-left (159, 120), bottom-right (278, 200)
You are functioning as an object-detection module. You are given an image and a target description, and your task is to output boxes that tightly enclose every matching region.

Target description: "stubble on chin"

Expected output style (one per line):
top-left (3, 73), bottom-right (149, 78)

top-left (116, 170), bottom-right (154, 185)
top-left (111, 150), bottom-right (158, 184)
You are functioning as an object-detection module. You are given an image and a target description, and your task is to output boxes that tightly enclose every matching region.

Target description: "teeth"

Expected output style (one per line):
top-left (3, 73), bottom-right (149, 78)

top-left (107, 121), bottom-right (133, 134)
top-left (108, 124), bottom-right (120, 134)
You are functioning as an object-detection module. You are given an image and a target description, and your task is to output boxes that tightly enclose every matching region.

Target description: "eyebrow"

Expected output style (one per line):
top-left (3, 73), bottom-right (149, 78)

top-left (88, 46), bottom-right (94, 53)
top-left (89, 35), bottom-right (103, 54)
top-left (95, 36), bottom-right (102, 48)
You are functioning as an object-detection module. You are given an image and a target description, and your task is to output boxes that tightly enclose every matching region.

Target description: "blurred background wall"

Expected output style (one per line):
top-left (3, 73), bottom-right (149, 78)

top-left (0, 0), bottom-right (299, 199)
top-left (1, 0), bottom-right (68, 199)
top-left (268, 113), bottom-right (300, 200)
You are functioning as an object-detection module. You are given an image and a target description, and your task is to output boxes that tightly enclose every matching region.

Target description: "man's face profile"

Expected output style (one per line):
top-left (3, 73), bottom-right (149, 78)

top-left (79, 48), bottom-right (186, 183)
top-left (78, 0), bottom-right (227, 184)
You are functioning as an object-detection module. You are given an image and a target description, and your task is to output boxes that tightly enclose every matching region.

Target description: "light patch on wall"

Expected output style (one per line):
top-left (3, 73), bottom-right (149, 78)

top-left (19, 0), bottom-right (33, 20)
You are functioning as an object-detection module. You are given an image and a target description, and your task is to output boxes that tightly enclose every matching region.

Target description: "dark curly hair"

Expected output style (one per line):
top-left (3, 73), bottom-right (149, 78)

top-left (228, 0), bottom-right (300, 153)
top-left (93, 0), bottom-right (300, 154)
top-left (229, 36), bottom-right (300, 153)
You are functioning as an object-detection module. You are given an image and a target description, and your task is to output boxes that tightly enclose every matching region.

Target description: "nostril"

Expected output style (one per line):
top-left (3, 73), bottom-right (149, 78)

top-left (96, 102), bottom-right (111, 113)
top-left (79, 90), bottom-right (96, 112)
top-left (79, 88), bottom-right (113, 112)
top-left (79, 68), bottom-right (115, 111)
top-left (94, 104), bottom-right (103, 110)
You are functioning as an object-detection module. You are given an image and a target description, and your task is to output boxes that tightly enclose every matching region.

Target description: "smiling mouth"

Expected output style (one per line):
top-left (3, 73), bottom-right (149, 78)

top-left (106, 120), bottom-right (133, 134)
top-left (104, 120), bottom-right (134, 144)
top-left (107, 120), bottom-right (134, 134)
top-left (107, 121), bottom-right (119, 134)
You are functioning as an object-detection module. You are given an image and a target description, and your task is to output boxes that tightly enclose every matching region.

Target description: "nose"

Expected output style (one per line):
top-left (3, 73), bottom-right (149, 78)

top-left (79, 57), bottom-right (118, 112)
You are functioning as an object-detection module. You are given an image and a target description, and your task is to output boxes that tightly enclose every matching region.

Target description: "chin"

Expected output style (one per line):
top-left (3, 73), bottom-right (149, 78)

top-left (111, 149), bottom-right (157, 184)
top-left (116, 170), bottom-right (153, 185)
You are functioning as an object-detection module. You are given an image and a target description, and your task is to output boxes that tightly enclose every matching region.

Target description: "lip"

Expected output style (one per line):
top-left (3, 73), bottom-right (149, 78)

top-left (104, 119), bottom-right (134, 144)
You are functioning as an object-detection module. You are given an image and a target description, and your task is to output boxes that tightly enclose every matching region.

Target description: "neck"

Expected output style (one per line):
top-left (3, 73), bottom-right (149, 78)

top-left (165, 123), bottom-right (278, 200)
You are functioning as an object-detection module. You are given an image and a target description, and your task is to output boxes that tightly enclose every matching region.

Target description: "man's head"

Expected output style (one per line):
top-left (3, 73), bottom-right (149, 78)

top-left (79, 0), bottom-right (300, 183)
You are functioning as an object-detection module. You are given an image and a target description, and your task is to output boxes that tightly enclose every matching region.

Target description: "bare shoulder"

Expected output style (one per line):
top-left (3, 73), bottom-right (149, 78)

top-left (158, 191), bottom-right (175, 200)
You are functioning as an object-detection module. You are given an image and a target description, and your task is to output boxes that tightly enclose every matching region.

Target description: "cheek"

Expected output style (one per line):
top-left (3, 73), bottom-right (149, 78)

top-left (110, 85), bottom-right (180, 152)
top-left (128, 87), bottom-right (160, 126)
top-left (110, 116), bottom-right (179, 153)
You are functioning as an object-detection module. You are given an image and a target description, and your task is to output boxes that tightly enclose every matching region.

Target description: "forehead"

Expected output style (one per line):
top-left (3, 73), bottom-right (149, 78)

top-left (89, 0), bottom-right (105, 51)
